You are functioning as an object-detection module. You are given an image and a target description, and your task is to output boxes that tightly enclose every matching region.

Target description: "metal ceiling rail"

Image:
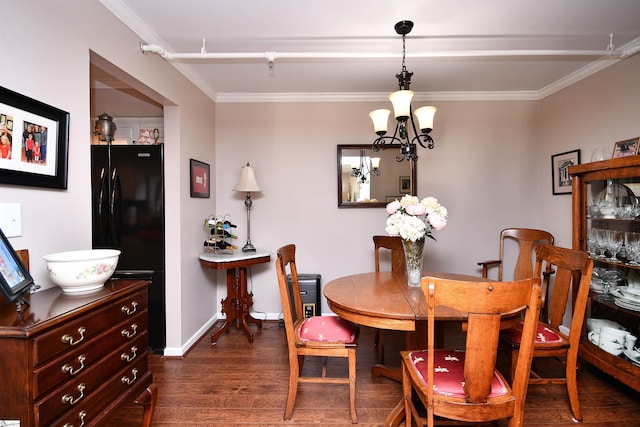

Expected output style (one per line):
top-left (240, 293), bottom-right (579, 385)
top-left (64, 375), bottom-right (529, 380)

top-left (140, 42), bottom-right (640, 62)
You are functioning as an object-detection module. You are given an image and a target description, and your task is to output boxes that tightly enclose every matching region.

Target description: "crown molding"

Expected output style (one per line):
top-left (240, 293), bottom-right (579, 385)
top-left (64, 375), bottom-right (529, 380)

top-left (214, 91), bottom-right (541, 103)
top-left (100, 0), bottom-right (640, 105)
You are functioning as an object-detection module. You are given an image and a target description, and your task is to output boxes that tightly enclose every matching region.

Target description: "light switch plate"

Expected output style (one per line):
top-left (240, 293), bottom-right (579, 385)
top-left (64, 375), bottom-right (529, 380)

top-left (0, 203), bottom-right (22, 237)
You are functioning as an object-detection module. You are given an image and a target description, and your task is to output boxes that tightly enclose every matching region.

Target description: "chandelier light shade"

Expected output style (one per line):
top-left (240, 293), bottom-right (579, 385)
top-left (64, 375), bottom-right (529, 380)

top-left (370, 20), bottom-right (437, 162)
top-left (233, 162), bottom-right (262, 252)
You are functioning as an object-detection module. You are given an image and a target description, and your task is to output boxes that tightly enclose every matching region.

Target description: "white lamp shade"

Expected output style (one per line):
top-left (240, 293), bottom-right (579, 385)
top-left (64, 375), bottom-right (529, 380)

top-left (389, 90), bottom-right (414, 119)
top-left (371, 157), bottom-right (381, 169)
top-left (369, 109), bottom-right (390, 134)
top-left (414, 106), bottom-right (437, 131)
top-left (233, 163), bottom-right (262, 192)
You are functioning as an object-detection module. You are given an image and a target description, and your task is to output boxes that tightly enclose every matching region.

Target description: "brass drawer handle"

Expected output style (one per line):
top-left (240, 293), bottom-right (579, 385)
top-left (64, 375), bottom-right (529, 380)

top-left (62, 327), bottom-right (86, 346)
top-left (121, 368), bottom-right (139, 385)
top-left (63, 410), bottom-right (87, 427)
top-left (61, 383), bottom-right (86, 405)
top-left (62, 355), bottom-right (87, 375)
top-left (121, 323), bottom-right (138, 338)
top-left (121, 301), bottom-right (138, 315)
top-left (121, 346), bottom-right (138, 362)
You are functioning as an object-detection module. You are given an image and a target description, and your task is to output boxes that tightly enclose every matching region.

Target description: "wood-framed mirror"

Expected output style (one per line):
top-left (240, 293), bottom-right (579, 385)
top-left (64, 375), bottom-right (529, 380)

top-left (337, 144), bottom-right (417, 208)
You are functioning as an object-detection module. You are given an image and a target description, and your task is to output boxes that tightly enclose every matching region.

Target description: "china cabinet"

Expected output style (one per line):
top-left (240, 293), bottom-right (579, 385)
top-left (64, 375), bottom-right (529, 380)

top-left (569, 156), bottom-right (640, 391)
top-left (0, 279), bottom-right (156, 426)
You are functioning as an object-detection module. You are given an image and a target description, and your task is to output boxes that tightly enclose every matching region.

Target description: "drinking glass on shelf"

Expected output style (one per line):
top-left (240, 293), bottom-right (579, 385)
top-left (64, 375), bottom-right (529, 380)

top-left (593, 228), bottom-right (608, 259)
top-left (604, 230), bottom-right (623, 263)
top-left (625, 232), bottom-right (640, 266)
top-left (587, 228), bottom-right (602, 258)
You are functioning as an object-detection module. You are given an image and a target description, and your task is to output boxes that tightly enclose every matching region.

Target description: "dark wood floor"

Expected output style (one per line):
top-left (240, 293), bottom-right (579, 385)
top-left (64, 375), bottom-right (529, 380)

top-left (107, 321), bottom-right (640, 426)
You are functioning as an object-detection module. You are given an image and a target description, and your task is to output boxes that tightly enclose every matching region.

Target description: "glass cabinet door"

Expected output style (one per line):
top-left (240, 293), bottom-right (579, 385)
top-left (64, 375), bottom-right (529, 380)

top-left (585, 176), bottom-right (640, 364)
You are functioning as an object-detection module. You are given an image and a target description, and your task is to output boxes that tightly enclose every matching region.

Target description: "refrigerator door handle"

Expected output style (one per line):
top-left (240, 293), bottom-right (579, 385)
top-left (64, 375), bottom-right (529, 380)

top-left (111, 167), bottom-right (123, 247)
top-left (95, 167), bottom-right (110, 247)
top-left (98, 167), bottom-right (107, 218)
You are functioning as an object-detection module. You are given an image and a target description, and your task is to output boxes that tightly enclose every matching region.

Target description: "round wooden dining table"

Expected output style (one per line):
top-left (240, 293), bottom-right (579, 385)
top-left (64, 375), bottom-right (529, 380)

top-left (324, 271), bottom-right (488, 427)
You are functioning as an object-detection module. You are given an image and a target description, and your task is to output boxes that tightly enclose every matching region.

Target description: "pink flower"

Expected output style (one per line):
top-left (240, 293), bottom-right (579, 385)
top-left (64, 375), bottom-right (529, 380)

top-left (427, 212), bottom-right (447, 231)
top-left (405, 203), bottom-right (426, 216)
top-left (386, 200), bottom-right (401, 214)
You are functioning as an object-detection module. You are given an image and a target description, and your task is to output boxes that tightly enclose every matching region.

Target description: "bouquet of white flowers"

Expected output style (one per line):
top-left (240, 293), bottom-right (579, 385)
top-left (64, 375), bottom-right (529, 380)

top-left (385, 195), bottom-right (448, 242)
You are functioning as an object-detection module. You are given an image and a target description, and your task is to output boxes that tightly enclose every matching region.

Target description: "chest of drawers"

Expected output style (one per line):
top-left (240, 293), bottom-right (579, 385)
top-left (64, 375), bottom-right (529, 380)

top-left (0, 279), bottom-right (156, 426)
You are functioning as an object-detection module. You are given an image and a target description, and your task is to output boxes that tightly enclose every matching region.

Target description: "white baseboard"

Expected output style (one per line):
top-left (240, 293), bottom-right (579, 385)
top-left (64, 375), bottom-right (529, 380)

top-left (162, 311), bottom-right (283, 357)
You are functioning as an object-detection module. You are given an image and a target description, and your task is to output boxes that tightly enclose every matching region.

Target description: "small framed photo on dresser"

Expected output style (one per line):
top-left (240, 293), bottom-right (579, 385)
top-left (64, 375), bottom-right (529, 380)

top-left (612, 137), bottom-right (639, 159)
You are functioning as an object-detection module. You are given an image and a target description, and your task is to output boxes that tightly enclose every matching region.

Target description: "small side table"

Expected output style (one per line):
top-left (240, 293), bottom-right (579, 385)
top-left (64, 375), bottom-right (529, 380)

top-left (199, 251), bottom-right (270, 344)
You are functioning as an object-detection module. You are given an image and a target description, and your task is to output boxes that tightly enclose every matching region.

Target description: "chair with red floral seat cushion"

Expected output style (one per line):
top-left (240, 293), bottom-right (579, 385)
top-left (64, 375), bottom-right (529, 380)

top-left (275, 244), bottom-right (359, 423)
top-left (401, 275), bottom-right (541, 427)
top-left (500, 244), bottom-right (593, 422)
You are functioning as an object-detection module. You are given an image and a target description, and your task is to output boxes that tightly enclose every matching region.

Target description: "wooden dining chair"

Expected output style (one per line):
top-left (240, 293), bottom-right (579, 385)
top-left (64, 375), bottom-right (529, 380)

top-left (374, 235), bottom-right (405, 274)
top-left (500, 244), bottom-right (593, 422)
top-left (477, 228), bottom-right (554, 281)
top-left (372, 235), bottom-right (405, 364)
top-left (401, 275), bottom-right (542, 427)
top-left (275, 244), bottom-right (360, 423)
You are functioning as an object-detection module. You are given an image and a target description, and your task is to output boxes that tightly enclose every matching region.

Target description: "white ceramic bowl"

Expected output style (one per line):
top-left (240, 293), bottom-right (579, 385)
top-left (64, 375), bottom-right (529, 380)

top-left (600, 326), bottom-right (628, 340)
top-left (599, 341), bottom-right (624, 356)
top-left (586, 318), bottom-right (625, 333)
top-left (43, 249), bottom-right (120, 294)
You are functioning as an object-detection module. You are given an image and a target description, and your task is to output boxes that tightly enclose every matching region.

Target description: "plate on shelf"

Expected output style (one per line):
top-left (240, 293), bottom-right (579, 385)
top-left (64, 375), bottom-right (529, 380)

top-left (614, 298), bottom-right (640, 312)
top-left (611, 289), bottom-right (640, 306)
top-left (618, 286), bottom-right (640, 302)
top-left (624, 349), bottom-right (640, 367)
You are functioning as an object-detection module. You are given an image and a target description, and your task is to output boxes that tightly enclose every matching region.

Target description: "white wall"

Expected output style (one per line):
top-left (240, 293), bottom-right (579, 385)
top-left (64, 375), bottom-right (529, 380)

top-left (2, 1), bottom-right (639, 353)
top-left (215, 100), bottom-right (541, 315)
top-left (538, 54), bottom-right (640, 247)
top-left (1, 0), bottom-right (217, 355)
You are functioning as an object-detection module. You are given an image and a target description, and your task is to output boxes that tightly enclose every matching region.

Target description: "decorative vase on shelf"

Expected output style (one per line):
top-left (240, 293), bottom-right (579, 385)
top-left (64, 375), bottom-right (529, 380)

top-left (402, 237), bottom-right (425, 287)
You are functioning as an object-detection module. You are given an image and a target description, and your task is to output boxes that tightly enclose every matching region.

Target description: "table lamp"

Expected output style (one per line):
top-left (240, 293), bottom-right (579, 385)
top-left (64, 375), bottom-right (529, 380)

top-left (233, 162), bottom-right (262, 252)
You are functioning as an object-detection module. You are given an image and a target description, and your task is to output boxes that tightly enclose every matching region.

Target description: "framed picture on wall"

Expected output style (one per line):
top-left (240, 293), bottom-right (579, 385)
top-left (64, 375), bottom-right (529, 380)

top-left (612, 137), bottom-right (640, 159)
top-left (399, 176), bottom-right (411, 194)
top-left (190, 159), bottom-right (210, 198)
top-left (0, 85), bottom-right (69, 189)
top-left (551, 149), bottom-right (580, 195)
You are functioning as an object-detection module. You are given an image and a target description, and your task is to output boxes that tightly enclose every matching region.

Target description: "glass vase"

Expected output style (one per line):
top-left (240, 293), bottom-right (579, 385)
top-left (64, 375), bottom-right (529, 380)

top-left (402, 237), bottom-right (425, 287)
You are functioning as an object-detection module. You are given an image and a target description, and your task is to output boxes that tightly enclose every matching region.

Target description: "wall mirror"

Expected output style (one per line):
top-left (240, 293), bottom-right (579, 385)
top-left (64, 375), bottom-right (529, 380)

top-left (337, 144), bottom-right (416, 208)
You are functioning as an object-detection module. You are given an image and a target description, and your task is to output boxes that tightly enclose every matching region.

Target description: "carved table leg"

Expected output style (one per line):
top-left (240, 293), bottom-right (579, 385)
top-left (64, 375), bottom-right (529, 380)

top-left (210, 269), bottom-right (237, 344)
top-left (239, 267), bottom-right (263, 329)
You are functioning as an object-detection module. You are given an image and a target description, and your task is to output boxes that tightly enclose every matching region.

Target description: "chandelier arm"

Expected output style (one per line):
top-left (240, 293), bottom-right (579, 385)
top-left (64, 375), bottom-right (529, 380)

top-left (372, 135), bottom-right (401, 150)
top-left (414, 133), bottom-right (434, 149)
top-left (407, 109), bottom-right (428, 149)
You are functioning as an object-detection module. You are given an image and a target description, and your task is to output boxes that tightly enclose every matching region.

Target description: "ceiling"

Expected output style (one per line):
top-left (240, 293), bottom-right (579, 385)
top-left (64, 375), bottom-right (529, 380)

top-left (99, 0), bottom-right (640, 102)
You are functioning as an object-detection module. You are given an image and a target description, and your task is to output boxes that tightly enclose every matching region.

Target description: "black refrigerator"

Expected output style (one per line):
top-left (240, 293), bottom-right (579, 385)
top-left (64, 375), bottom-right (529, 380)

top-left (91, 144), bottom-right (166, 353)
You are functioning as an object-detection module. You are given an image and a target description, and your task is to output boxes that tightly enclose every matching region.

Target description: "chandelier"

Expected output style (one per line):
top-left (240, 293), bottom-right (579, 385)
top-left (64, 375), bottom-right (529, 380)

top-left (350, 149), bottom-right (381, 184)
top-left (369, 21), bottom-right (437, 162)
